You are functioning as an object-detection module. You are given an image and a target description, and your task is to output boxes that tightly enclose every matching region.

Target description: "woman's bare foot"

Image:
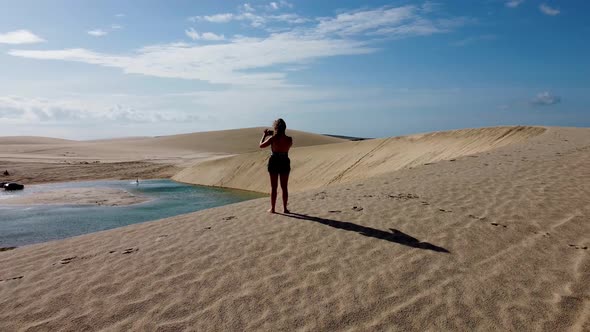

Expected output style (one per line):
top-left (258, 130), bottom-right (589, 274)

top-left (268, 208), bottom-right (276, 213)
top-left (283, 208), bottom-right (290, 214)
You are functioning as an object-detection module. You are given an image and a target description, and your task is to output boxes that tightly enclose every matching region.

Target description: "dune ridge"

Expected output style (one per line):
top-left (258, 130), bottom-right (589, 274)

top-left (0, 127), bottom-right (345, 163)
top-left (0, 128), bottom-right (345, 185)
top-left (174, 126), bottom-right (546, 193)
top-left (0, 136), bottom-right (74, 145)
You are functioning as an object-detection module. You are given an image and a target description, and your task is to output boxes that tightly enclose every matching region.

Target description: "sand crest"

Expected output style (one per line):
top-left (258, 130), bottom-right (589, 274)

top-left (174, 126), bottom-right (546, 193)
top-left (0, 128), bottom-right (345, 185)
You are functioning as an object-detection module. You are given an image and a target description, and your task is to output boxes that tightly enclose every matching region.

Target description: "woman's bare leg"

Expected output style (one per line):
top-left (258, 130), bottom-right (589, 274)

top-left (280, 172), bottom-right (290, 213)
top-left (269, 173), bottom-right (279, 213)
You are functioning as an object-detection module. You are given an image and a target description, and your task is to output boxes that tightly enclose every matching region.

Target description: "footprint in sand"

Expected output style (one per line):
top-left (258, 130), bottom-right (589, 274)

top-left (60, 256), bottom-right (77, 265)
top-left (222, 216), bottom-right (236, 221)
top-left (568, 244), bottom-right (588, 250)
top-left (156, 234), bottom-right (169, 242)
top-left (389, 193), bottom-right (419, 200)
top-left (312, 192), bottom-right (328, 200)
top-left (352, 206), bottom-right (364, 212)
top-left (421, 201), bottom-right (430, 206)
top-left (438, 208), bottom-right (453, 213)
top-left (122, 248), bottom-right (138, 254)
top-left (329, 210), bottom-right (342, 213)
top-left (468, 214), bottom-right (486, 221)
top-left (490, 222), bottom-right (507, 228)
top-left (0, 276), bottom-right (23, 282)
top-left (204, 226), bottom-right (212, 230)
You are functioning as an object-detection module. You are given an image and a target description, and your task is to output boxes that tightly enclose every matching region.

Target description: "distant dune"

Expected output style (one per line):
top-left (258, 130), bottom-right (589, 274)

top-left (127, 127), bottom-right (347, 154)
top-left (0, 127), bottom-right (345, 163)
top-left (0, 128), bottom-right (347, 184)
top-left (0, 136), bottom-right (74, 145)
top-left (174, 126), bottom-right (546, 193)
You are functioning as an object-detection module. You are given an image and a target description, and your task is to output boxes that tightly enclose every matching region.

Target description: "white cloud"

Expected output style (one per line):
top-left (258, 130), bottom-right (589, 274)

top-left (268, 14), bottom-right (309, 24)
top-left (88, 29), bottom-right (108, 37)
top-left (314, 5), bottom-right (465, 37)
top-left (0, 95), bottom-right (200, 124)
top-left (191, 4), bottom-right (461, 34)
top-left (185, 28), bottom-right (225, 41)
top-left (505, 0), bottom-right (525, 8)
top-left (531, 91), bottom-right (561, 106)
top-left (0, 30), bottom-right (44, 44)
top-left (192, 13), bottom-right (235, 23)
top-left (185, 28), bottom-right (199, 40)
top-left (190, 10), bottom-right (307, 28)
top-left (452, 34), bottom-right (496, 47)
top-left (539, 4), bottom-right (559, 16)
top-left (88, 24), bottom-right (124, 37)
top-left (10, 4), bottom-right (467, 87)
top-left (242, 3), bottom-right (255, 12)
top-left (201, 32), bottom-right (225, 41)
top-left (9, 37), bottom-right (372, 87)
top-left (115, 13), bottom-right (125, 18)
top-left (267, 1), bottom-right (293, 10)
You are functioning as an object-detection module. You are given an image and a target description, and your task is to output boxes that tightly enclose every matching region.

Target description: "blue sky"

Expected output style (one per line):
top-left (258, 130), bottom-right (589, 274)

top-left (0, 0), bottom-right (588, 139)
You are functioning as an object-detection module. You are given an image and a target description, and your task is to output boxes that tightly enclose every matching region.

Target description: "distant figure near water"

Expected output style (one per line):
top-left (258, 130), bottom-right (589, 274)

top-left (259, 118), bottom-right (293, 213)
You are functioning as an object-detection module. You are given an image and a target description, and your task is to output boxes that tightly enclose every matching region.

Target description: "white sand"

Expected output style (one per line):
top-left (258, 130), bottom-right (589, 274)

top-left (0, 188), bottom-right (148, 206)
top-left (0, 126), bottom-right (589, 331)
top-left (0, 127), bottom-right (345, 185)
top-left (174, 126), bottom-right (546, 193)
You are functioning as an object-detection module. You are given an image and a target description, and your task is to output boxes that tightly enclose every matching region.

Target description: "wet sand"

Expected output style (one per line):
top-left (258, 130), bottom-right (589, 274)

top-left (0, 187), bottom-right (149, 206)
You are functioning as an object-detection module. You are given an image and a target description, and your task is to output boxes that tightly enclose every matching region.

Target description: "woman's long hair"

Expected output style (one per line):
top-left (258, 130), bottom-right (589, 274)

top-left (273, 118), bottom-right (286, 136)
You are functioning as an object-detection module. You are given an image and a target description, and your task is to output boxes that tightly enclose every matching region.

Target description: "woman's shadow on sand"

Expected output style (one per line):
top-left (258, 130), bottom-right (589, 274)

top-left (281, 212), bottom-right (450, 253)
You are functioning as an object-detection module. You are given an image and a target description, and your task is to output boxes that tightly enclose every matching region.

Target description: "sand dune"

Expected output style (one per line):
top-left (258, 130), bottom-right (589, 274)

top-left (136, 127), bottom-right (346, 154)
top-left (0, 128), bottom-right (344, 161)
top-left (0, 127), bottom-right (344, 184)
top-left (174, 126), bottom-right (546, 193)
top-left (0, 136), bottom-right (75, 145)
top-left (0, 126), bottom-right (588, 331)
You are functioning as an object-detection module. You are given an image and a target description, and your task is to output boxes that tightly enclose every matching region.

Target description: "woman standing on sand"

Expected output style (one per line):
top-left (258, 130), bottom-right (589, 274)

top-left (259, 118), bottom-right (292, 214)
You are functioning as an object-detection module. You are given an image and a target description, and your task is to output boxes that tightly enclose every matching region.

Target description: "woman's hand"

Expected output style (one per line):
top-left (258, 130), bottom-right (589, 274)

top-left (260, 130), bottom-right (273, 148)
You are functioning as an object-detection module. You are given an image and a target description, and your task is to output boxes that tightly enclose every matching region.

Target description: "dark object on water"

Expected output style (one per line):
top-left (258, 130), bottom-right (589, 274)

top-left (0, 247), bottom-right (17, 252)
top-left (2, 170), bottom-right (8, 176)
top-left (3, 183), bottom-right (24, 191)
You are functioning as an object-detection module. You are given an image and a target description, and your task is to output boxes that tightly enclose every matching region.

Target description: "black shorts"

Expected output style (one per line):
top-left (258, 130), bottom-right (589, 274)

top-left (268, 154), bottom-right (290, 174)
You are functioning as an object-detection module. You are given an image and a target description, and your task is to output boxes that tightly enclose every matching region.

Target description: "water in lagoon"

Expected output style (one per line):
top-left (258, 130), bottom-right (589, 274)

top-left (0, 179), bottom-right (264, 247)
